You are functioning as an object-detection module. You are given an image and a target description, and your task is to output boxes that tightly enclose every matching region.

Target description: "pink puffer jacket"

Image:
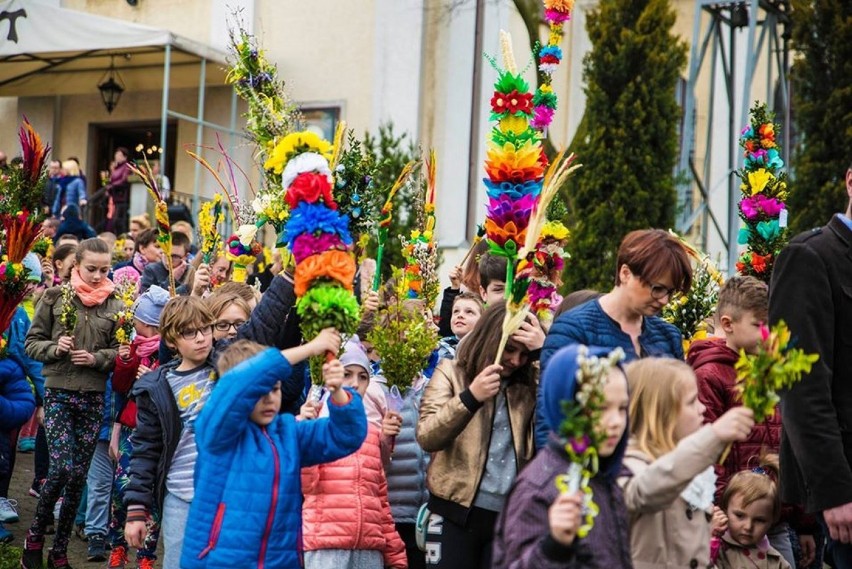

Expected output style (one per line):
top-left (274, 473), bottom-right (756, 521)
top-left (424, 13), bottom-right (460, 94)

top-left (301, 424), bottom-right (407, 568)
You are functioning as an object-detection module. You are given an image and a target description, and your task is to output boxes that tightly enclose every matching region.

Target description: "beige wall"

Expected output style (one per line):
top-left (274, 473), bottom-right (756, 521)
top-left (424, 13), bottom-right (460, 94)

top-left (63, 0), bottom-right (213, 46)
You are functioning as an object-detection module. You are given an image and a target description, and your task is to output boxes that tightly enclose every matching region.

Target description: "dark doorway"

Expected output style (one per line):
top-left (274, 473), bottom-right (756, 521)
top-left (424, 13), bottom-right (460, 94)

top-left (87, 121), bottom-right (177, 231)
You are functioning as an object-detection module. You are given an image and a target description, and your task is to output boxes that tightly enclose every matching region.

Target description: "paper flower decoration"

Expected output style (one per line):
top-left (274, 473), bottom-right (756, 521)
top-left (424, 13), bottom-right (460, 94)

top-left (531, 0), bottom-right (575, 132)
top-left (554, 346), bottom-right (625, 539)
top-left (226, 22), bottom-right (301, 199)
top-left (265, 132), bottom-right (334, 175)
top-left (483, 32), bottom-right (546, 291)
top-left (225, 231), bottom-right (262, 283)
top-left (113, 276), bottom-right (137, 345)
top-left (372, 161), bottom-right (417, 291)
top-left (0, 118), bottom-right (51, 341)
top-left (279, 130), bottom-right (361, 383)
top-left (198, 194), bottom-right (224, 264)
top-left (400, 150), bottom-right (440, 308)
top-left (735, 103), bottom-right (790, 284)
top-left (59, 282), bottom-right (77, 336)
top-left (128, 156), bottom-right (177, 294)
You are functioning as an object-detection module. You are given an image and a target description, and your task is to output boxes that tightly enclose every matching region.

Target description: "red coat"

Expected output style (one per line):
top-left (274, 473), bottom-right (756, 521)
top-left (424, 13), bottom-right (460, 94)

top-left (687, 338), bottom-right (783, 500)
top-left (689, 338), bottom-right (818, 533)
top-left (112, 338), bottom-right (160, 429)
top-left (301, 424), bottom-right (407, 568)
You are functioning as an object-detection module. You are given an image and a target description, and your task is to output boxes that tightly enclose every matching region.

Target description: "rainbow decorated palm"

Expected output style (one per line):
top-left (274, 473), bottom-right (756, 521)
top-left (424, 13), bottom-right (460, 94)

top-left (483, 32), bottom-right (547, 291)
top-left (272, 131), bottom-right (361, 383)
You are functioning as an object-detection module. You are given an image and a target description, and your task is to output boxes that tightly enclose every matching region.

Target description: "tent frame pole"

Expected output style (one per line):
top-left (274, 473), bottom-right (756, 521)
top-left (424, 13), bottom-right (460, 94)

top-left (159, 44), bottom-right (171, 182)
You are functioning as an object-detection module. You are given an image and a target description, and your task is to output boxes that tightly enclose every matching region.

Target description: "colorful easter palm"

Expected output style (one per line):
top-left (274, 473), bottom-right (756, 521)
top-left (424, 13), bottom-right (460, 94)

top-left (128, 157), bottom-right (175, 295)
top-left (273, 131), bottom-right (361, 383)
top-left (198, 194), bottom-right (224, 265)
top-left (735, 103), bottom-right (789, 284)
top-left (0, 119), bottom-right (51, 345)
top-left (372, 161), bottom-right (417, 291)
top-left (531, 0), bottom-right (576, 133)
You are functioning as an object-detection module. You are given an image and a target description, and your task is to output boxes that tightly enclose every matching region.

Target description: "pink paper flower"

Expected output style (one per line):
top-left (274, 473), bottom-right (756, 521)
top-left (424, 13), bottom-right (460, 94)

top-left (530, 105), bottom-right (555, 129)
top-left (740, 195), bottom-right (785, 221)
top-left (291, 232), bottom-right (345, 264)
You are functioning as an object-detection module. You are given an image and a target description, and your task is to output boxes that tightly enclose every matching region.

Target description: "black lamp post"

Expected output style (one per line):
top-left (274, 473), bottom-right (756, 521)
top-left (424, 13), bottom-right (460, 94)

top-left (98, 56), bottom-right (125, 114)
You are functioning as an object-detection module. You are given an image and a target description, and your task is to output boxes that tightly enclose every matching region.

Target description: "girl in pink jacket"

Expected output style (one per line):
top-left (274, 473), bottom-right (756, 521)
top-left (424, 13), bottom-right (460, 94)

top-left (300, 340), bottom-right (408, 569)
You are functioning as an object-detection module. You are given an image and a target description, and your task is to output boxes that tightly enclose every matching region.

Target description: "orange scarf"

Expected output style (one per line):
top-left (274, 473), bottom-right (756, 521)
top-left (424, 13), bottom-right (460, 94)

top-left (70, 268), bottom-right (116, 307)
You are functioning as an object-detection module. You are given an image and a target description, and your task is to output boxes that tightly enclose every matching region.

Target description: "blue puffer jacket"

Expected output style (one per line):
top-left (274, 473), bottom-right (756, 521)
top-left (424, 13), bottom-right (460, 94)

top-left (181, 348), bottom-right (368, 569)
top-left (0, 358), bottom-right (37, 475)
top-left (541, 299), bottom-right (683, 370)
top-left (384, 383), bottom-right (430, 524)
top-left (5, 306), bottom-right (45, 404)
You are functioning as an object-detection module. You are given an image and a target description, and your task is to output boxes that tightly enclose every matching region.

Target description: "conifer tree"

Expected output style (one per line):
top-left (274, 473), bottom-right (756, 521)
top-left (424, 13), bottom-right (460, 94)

top-left (362, 123), bottom-right (421, 277)
top-left (787, 0), bottom-right (852, 233)
top-left (561, 0), bottom-right (687, 291)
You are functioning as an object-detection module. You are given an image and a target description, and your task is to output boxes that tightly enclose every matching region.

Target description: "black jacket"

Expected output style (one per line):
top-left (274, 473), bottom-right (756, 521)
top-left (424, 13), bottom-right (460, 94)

top-left (770, 214), bottom-right (852, 513)
top-left (54, 215), bottom-right (96, 243)
top-left (236, 274), bottom-right (306, 413)
top-left (124, 357), bottom-right (199, 513)
top-left (139, 262), bottom-right (190, 296)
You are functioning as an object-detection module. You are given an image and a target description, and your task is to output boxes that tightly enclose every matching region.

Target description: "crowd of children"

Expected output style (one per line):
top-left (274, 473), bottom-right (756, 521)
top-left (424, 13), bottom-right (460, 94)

top-left (0, 224), bottom-right (832, 569)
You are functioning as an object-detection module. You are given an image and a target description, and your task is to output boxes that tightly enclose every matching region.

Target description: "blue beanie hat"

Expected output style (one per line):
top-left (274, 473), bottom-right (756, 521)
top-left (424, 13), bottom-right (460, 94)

top-left (540, 344), bottom-right (628, 478)
top-left (22, 253), bottom-right (42, 283)
top-left (339, 335), bottom-right (371, 375)
top-left (132, 285), bottom-right (171, 326)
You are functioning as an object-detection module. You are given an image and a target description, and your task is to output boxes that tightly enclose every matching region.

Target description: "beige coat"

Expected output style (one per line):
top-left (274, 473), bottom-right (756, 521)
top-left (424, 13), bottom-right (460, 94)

top-left (714, 533), bottom-right (791, 569)
top-left (620, 425), bottom-right (726, 569)
top-left (416, 358), bottom-right (536, 510)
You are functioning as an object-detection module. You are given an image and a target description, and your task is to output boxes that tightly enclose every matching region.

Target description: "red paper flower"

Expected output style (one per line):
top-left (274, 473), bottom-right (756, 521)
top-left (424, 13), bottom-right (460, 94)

top-left (491, 92), bottom-right (508, 114)
top-left (751, 253), bottom-right (770, 273)
top-left (505, 90), bottom-right (533, 115)
top-left (285, 172), bottom-right (337, 210)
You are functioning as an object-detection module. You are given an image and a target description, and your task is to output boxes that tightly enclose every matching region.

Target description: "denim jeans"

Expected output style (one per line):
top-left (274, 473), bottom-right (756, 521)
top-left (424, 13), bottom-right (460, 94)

top-left (162, 492), bottom-right (191, 569)
top-left (84, 441), bottom-right (113, 537)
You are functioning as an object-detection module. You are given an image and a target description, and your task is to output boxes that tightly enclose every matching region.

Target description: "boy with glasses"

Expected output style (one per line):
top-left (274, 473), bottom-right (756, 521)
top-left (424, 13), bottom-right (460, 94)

top-left (123, 296), bottom-right (217, 569)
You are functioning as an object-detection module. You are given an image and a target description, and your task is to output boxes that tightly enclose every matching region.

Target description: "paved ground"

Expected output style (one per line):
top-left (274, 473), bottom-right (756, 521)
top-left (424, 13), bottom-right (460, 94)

top-left (3, 451), bottom-right (162, 568)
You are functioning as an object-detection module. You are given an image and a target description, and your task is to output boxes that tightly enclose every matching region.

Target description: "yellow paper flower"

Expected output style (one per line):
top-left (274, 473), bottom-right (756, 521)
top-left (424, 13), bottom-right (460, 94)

top-left (541, 220), bottom-right (570, 241)
top-left (264, 131), bottom-right (334, 174)
top-left (747, 169), bottom-right (772, 196)
top-left (545, 0), bottom-right (575, 10)
top-left (499, 115), bottom-right (529, 134)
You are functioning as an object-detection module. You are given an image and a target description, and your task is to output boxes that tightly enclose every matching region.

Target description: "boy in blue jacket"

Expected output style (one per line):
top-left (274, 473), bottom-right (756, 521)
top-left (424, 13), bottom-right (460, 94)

top-left (180, 332), bottom-right (368, 569)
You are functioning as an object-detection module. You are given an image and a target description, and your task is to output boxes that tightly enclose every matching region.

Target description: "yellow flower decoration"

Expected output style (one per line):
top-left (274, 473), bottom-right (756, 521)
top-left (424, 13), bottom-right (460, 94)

top-left (486, 139), bottom-right (542, 169)
top-left (264, 131), bottom-right (334, 174)
top-left (541, 220), bottom-right (570, 241)
top-left (545, 0), bottom-right (575, 10)
top-left (747, 169), bottom-right (773, 196)
top-left (499, 114), bottom-right (529, 135)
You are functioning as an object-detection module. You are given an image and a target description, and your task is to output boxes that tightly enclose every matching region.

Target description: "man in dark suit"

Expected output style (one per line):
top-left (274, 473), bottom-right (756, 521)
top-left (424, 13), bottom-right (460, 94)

top-left (770, 162), bottom-right (852, 567)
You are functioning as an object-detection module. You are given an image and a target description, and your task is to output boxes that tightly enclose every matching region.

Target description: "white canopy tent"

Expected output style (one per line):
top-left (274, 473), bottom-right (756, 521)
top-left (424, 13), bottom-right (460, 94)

top-left (0, 0), bottom-right (241, 210)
